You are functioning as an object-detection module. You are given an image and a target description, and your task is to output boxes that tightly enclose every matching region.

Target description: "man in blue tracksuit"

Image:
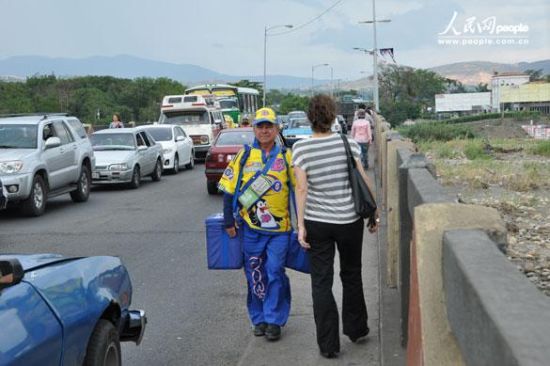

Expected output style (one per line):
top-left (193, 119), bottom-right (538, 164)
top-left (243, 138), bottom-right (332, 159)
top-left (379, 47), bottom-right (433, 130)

top-left (219, 107), bottom-right (294, 341)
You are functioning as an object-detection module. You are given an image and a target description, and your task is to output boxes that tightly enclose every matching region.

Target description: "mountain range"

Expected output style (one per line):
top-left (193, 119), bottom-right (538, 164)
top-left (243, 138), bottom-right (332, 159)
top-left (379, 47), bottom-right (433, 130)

top-left (0, 55), bottom-right (548, 88)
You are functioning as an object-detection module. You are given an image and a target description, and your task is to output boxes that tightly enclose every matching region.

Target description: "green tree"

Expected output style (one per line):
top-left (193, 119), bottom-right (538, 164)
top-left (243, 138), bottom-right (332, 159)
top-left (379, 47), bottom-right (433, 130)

top-left (524, 69), bottom-right (543, 81)
top-left (279, 94), bottom-right (309, 114)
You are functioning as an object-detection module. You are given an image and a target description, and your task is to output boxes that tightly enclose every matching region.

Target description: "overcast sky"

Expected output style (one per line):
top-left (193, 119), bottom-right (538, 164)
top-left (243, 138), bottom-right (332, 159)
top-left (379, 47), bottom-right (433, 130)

top-left (1, 0), bottom-right (548, 81)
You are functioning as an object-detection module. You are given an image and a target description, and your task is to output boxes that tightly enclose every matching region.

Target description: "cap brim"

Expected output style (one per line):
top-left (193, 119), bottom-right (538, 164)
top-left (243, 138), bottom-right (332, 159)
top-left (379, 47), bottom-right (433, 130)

top-left (253, 118), bottom-right (277, 125)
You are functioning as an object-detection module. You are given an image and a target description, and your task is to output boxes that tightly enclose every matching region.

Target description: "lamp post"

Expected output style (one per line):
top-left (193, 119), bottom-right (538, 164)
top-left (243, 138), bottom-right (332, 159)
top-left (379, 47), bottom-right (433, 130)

top-left (263, 24), bottom-right (293, 107)
top-left (311, 63), bottom-right (329, 96)
top-left (358, 1), bottom-right (391, 112)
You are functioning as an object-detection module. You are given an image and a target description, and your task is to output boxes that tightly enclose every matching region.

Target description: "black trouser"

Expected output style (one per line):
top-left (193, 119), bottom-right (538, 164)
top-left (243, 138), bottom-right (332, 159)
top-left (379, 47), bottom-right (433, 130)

top-left (305, 218), bottom-right (369, 353)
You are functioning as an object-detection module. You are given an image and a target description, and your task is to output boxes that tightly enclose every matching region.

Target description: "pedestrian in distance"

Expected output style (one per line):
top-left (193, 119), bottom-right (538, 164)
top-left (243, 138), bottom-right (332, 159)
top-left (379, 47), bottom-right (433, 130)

top-left (109, 113), bottom-right (124, 128)
top-left (240, 114), bottom-right (251, 127)
top-left (351, 109), bottom-right (373, 170)
top-left (219, 107), bottom-right (294, 341)
top-left (292, 94), bottom-right (379, 359)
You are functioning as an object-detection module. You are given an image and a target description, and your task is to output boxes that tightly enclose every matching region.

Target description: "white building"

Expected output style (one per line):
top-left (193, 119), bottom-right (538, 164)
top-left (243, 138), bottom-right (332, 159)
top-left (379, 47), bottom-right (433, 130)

top-left (490, 73), bottom-right (530, 112)
top-left (435, 92), bottom-right (491, 114)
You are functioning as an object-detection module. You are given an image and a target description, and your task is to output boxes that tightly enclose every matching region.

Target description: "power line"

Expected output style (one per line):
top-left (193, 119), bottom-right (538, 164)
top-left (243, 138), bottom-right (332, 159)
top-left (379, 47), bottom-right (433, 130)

top-left (270, 0), bottom-right (346, 36)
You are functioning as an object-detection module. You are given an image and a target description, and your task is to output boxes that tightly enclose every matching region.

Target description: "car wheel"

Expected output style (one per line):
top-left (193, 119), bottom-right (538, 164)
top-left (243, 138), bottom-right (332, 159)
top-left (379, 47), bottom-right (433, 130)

top-left (173, 155), bottom-right (179, 174)
top-left (207, 180), bottom-right (218, 195)
top-left (84, 319), bottom-right (121, 366)
top-left (151, 159), bottom-right (162, 181)
top-left (70, 165), bottom-right (91, 202)
top-left (185, 150), bottom-right (195, 170)
top-left (21, 174), bottom-right (47, 217)
top-left (129, 166), bottom-right (141, 189)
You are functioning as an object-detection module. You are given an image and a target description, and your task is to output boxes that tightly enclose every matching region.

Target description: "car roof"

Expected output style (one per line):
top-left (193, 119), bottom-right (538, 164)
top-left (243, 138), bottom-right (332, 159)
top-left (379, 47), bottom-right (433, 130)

top-left (137, 124), bottom-right (175, 129)
top-left (93, 128), bottom-right (140, 134)
top-left (220, 127), bottom-right (253, 133)
top-left (0, 114), bottom-right (71, 125)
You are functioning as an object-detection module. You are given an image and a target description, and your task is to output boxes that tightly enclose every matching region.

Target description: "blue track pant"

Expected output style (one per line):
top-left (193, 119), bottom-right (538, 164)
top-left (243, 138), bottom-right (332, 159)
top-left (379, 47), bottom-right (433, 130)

top-left (243, 225), bottom-right (291, 326)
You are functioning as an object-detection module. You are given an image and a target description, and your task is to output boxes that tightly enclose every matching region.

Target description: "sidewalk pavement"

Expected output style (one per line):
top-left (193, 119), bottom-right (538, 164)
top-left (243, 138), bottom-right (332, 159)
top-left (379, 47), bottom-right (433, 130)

top-left (236, 152), bottom-right (404, 366)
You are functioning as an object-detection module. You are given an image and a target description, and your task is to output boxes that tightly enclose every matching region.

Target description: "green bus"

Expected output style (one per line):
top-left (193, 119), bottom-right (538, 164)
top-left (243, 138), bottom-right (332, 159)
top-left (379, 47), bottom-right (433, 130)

top-left (184, 84), bottom-right (260, 125)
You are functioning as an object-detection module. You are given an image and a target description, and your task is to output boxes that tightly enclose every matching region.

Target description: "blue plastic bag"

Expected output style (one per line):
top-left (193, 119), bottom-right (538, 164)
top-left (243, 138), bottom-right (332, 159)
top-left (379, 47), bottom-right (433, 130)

top-left (205, 213), bottom-right (243, 270)
top-left (285, 230), bottom-right (310, 274)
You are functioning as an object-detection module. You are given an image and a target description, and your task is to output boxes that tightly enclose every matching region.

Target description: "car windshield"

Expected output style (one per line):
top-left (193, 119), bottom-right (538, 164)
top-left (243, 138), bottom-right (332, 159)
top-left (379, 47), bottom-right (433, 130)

top-left (91, 133), bottom-right (136, 150)
top-left (143, 128), bottom-right (173, 141)
top-left (288, 111), bottom-right (306, 119)
top-left (0, 124), bottom-right (38, 149)
top-left (219, 99), bottom-right (239, 109)
top-left (160, 110), bottom-right (209, 125)
top-left (215, 131), bottom-right (254, 146)
top-left (289, 118), bottom-right (310, 129)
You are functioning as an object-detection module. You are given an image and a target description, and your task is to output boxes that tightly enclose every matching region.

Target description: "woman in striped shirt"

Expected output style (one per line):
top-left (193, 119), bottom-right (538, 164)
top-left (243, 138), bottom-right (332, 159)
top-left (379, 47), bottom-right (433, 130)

top-left (292, 94), bottom-right (379, 359)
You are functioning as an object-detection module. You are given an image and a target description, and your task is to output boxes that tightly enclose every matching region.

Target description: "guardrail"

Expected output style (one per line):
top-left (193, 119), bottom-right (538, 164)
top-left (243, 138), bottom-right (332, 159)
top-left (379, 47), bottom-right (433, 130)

top-left (372, 115), bottom-right (550, 365)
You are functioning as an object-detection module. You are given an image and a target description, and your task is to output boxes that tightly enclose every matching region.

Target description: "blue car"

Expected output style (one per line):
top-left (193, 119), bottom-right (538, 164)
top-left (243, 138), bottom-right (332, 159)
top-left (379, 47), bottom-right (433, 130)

top-left (0, 254), bottom-right (146, 366)
top-left (282, 117), bottom-right (312, 147)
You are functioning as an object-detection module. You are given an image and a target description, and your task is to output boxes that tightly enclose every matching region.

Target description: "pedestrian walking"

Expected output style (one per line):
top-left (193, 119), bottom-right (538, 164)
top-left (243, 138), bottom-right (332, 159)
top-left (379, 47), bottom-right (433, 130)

top-left (350, 109), bottom-right (373, 169)
top-left (109, 113), bottom-right (124, 128)
top-left (219, 107), bottom-right (294, 341)
top-left (292, 94), bottom-right (379, 359)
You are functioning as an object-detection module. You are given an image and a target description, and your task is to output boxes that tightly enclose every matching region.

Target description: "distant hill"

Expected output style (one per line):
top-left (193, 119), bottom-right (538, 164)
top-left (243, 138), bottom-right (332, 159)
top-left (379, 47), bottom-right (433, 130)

top-left (428, 60), bottom-right (550, 85)
top-left (0, 55), bottom-right (327, 90)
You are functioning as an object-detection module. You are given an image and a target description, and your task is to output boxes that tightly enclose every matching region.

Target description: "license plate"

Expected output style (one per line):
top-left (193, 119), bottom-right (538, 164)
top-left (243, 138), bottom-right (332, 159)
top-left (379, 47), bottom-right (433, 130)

top-left (92, 172), bottom-right (100, 179)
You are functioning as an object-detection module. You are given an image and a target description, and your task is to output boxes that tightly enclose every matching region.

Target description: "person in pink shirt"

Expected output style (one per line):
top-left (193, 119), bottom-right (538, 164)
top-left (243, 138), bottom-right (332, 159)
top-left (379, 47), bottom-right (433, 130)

top-left (350, 109), bottom-right (373, 169)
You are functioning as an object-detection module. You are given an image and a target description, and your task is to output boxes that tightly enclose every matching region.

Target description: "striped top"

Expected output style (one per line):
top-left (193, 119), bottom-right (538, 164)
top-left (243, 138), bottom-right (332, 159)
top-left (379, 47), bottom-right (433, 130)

top-left (292, 134), bottom-right (361, 224)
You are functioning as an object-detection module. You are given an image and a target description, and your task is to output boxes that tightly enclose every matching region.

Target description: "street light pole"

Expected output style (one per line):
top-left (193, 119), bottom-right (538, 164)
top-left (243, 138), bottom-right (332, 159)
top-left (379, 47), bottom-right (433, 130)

top-left (358, 1), bottom-right (391, 112)
top-left (311, 63), bottom-right (329, 97)
top-left (263, 24), bottom-right (293, 107)
top-left (330, 66), bottom-right (334, 98)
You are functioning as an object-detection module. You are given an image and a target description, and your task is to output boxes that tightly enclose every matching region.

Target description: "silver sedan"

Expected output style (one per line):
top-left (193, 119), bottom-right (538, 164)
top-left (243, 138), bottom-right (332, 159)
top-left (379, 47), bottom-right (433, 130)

top-left (90, 128), bottom-right (163, 189)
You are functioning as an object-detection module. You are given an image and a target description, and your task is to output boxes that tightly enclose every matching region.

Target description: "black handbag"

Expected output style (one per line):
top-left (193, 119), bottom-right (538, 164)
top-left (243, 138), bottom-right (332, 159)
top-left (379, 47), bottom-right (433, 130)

top-left (341, 135), bottom-right (377, 220)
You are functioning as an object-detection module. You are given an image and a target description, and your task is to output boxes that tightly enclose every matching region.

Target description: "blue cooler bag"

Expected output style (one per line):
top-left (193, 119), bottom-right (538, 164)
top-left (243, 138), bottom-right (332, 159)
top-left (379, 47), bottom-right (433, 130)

top-left (286, 230), bottom-right (310, 274)
top-left (205, 213), bottom-right (243, 270)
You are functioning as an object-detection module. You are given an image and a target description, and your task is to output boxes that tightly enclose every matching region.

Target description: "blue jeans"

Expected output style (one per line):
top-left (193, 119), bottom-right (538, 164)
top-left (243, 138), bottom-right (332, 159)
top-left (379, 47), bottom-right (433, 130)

top-left (358, 143), bottom-right (369, 169)
top-left (243, 225), bottom-right (291, 326)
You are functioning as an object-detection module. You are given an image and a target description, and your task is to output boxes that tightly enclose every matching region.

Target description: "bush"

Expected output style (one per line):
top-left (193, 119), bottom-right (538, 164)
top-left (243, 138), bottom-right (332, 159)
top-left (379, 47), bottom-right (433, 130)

top-left (422, 111), bottom-right (541, 124)
top-left (463, 140), bottom-right (491, 160)
top-left (399, 122), bottom-right (476, 142)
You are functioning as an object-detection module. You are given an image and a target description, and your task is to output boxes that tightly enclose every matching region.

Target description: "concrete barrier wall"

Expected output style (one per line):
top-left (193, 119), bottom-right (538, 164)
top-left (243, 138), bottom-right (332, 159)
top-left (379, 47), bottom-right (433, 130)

top-left (377, 122), bottom-right (549, 366)
top-left (443, 229), bottom-right (550, 366)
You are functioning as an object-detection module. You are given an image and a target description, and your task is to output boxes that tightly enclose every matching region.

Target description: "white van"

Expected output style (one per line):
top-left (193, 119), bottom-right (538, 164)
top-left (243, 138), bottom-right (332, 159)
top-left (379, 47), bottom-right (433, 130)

top-left (159, 95), bottom-right (226, 159)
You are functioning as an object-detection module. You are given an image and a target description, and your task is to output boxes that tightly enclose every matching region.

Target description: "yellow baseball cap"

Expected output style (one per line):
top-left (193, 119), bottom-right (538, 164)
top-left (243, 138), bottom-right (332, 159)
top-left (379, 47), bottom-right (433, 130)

top-left (253, 107), bottom-right (278, 125)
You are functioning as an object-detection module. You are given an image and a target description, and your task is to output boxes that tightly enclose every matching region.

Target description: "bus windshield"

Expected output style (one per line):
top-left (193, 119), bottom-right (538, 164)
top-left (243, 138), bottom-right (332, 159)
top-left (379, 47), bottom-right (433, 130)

top-left (160, 110), bottom-right (210, 125)
top-left (219, 99), bottom-right (239, 109)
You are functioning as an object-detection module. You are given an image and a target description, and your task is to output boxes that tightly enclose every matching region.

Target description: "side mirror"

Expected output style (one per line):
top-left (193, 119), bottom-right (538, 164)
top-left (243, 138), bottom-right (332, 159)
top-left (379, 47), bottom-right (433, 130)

top-left (45, 137), bottom-right (61, 149)
top-left (138, 145), bottom-right (147, 151)
top-left (175, 136), bottom-right (185, 142)
top-left (0, 259), bottom-right (24, 290)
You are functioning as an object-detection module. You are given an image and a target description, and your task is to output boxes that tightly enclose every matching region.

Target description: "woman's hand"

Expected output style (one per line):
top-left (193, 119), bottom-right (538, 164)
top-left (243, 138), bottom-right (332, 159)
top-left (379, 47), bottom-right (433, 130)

top-left (367, 209), bottom-right (380, 233)
top-left (226, 226), bottom-right (237, 238)
top-left (297, 226), bottom-right (310, 249)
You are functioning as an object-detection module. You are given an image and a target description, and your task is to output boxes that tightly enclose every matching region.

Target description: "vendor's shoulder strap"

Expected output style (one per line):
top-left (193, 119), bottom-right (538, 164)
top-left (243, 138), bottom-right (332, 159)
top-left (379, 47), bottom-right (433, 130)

top-left (232, 145), bottom-right (252, 213)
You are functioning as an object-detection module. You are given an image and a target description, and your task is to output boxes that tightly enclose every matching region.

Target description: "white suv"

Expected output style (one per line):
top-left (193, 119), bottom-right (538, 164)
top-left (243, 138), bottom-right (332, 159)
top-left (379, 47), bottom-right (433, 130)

top-left (0, 114), bottom-right (95, 216)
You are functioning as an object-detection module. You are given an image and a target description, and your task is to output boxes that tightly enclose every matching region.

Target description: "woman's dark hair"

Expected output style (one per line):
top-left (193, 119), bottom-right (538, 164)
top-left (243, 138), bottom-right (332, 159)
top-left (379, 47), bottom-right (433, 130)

top-left (307, 94), bottom-right (336, 133)
top-left (113, 113), bottom-right (121, 122)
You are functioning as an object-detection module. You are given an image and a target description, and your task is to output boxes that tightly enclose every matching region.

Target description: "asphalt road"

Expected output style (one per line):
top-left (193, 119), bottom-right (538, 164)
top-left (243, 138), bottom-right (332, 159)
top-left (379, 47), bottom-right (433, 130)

top-left (0, 165), bottom-right (253, 365)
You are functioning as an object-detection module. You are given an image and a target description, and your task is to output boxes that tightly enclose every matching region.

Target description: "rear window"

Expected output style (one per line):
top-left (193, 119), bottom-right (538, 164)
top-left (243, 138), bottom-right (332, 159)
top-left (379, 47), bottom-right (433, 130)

top-left (144, 128), bottom-right (173, 141)
top-left (168, 97), bottom-right (183, 103)
top-left (215, 131), bottom-right (254, 146)
top-left (183, 96), bottom-right (198, 103)
top-left (67, 119), bottom-right (87, 139)
top-left (159, 111), bottom-right (209, 125)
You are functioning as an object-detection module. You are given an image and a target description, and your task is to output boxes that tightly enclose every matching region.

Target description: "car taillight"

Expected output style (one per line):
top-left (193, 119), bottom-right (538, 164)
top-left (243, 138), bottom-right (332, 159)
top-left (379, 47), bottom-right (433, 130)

top-left (226, 154), bottom-right (234, 162)
top-left (217, 154), bottom-right (225, 163)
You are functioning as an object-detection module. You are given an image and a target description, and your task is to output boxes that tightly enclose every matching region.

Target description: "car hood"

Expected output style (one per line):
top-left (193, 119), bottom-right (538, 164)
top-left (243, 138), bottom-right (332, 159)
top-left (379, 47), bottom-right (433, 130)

top-left (181, 125), bottom-right (212, 136)
top-left (94, 150), bottom-right (135, 165)
top-left (0, 148), bottom-right (36, 161)
top-left (284, 128), bottom-right (312, 136)
top-left (210, 145), bottom-right (242, 155)
top-left (0, 253), bottom-right (73, 271)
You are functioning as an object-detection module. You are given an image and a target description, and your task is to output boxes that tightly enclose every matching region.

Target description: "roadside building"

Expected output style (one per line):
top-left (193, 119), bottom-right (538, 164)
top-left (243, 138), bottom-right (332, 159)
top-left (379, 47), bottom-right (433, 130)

top-left (500, 81), bottom-right (550, 115)
top-left (490, 73), bottom-right (530, 112)
top-left (435, 92), bottom-right (491, 116)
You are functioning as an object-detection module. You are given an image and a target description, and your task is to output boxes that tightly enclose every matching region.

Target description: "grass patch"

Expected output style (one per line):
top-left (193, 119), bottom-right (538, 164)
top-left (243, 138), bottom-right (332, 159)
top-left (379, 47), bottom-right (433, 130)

top-left (399, 122), bottom-right (475, 143)
top-left (529, 140), bottom-right (550, 157)
top-left (463, 140), bottom-right (492, 160)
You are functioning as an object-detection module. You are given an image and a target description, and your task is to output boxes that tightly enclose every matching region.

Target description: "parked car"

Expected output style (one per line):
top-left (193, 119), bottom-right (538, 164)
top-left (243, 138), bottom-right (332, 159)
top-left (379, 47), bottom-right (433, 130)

top-left (331, 118), bottom-right (342, 134)
top-left (282, 117), bottom-right (312, 147)
top-left (205, 128), bottom-right (285, 195)
top-left (0, 254), bottom-right (146, 365)
top-left (0, 114), bottom-right (95, 216)
top-left (0, 178), bottom-right (7, 210)
top-left (90, 128), bottom-right (163, 189)
top-left (138, 125), bottom-right (194, 174)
